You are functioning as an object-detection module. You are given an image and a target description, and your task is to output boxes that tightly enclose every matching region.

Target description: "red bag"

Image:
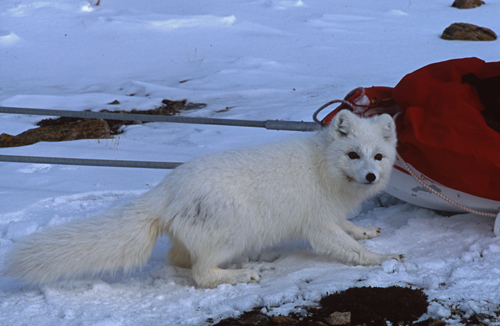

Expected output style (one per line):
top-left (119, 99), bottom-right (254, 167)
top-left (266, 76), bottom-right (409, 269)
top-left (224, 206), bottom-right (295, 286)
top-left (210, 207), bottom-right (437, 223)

top-left (394, 58), bottom-right (500, 202)
top-left (321, 58), bottom-right (500, 202)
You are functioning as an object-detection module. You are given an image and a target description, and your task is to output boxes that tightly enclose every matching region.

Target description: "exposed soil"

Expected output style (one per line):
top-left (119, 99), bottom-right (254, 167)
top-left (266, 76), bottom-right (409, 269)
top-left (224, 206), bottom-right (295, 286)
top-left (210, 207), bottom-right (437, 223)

top-left (210, 286), bottom-right (439, 326)
top-left (0, 119), bottom-right (111, 148)
top-left (0, 99), bottom-right (206, 148)
top-left (36, 99), bottom-right (207, 135)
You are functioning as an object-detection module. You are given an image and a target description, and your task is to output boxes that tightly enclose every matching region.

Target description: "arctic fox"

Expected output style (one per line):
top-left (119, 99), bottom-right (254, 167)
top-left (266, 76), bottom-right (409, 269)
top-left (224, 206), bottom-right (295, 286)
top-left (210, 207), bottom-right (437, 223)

top-left (5, 110), bottom-right (402, 288)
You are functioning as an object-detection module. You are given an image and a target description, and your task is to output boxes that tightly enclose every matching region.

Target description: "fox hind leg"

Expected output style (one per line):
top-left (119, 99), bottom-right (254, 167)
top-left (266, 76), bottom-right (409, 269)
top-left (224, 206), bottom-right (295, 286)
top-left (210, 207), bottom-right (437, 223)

top-left (167, 237), bottom-right (193, 269)
top-left (189, 248), bottom-right (261, 288)
top-left (192, 262), bottom-right (261, 288)
top-left (167, 237), bottom-right (261, 287)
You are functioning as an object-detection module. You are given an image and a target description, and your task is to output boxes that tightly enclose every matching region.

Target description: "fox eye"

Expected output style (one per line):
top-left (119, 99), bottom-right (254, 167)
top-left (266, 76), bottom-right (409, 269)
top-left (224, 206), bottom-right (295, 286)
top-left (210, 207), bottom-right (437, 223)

top-left (348, 152), bottom-right (360, 159)
top-left (374, 153), bottom-right (383, 161)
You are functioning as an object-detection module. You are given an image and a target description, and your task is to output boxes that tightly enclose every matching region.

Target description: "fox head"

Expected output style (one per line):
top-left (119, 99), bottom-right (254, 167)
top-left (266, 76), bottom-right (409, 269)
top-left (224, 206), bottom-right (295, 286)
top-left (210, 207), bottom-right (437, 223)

top-left (323, 110), bottom-right (397, 190)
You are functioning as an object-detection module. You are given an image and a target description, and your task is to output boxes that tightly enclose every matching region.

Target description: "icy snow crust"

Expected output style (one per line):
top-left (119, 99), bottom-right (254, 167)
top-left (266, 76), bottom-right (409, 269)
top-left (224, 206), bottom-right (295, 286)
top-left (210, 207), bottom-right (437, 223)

top-left (1, 0), bottom-right (499, 325)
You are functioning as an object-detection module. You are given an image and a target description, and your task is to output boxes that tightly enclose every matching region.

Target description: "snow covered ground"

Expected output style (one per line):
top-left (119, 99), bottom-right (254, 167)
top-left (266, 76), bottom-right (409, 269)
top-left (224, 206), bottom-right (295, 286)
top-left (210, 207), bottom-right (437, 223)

top-left (1, 0), bottom-right (499, 325)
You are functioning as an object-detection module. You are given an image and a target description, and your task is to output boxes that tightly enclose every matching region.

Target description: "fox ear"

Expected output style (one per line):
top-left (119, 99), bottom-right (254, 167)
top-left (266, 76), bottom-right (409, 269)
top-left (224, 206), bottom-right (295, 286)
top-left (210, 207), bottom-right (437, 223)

top-left (331, 110), bottom-right (355, 138)
top-left (378, 114), bottom-right (397, 143)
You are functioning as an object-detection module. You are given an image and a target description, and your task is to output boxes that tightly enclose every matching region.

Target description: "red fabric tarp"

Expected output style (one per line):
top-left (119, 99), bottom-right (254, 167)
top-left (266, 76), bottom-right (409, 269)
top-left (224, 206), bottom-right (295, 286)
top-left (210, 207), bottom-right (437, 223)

top-left (393, 57), bottom-right (500, 201)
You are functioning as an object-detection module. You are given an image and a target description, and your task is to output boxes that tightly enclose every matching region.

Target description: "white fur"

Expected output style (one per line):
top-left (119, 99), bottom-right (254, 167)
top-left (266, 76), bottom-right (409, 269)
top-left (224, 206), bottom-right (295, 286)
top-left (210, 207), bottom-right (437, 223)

top-left (4, 110), bottom-right (402, 288)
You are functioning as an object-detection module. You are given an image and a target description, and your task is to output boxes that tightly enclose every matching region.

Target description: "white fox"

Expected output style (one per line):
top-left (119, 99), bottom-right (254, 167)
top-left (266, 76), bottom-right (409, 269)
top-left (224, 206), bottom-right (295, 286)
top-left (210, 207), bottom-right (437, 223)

top-left (5, 110), bottom-right (402, 288)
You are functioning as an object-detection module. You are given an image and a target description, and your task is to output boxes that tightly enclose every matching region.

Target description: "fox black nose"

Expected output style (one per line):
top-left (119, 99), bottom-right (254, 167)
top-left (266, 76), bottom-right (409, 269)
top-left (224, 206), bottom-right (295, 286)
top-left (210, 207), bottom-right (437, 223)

top-left (366, 173), bottom-right (376, 183)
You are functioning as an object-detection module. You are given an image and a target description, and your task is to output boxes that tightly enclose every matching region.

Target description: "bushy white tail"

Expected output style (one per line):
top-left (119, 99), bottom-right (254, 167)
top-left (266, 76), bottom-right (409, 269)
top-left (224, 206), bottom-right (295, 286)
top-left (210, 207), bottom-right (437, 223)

top-left (5, 204), bottom-right (161, 285)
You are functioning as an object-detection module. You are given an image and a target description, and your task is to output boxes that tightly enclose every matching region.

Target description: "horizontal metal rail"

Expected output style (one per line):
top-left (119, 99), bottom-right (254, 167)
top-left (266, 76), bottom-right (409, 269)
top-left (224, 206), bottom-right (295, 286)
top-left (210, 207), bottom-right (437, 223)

top-left (0, 154), bottom-right (182, 169)
top-left (0, 106), bottom-right (320, 169)
top-left (0, 106), bottom-right (320, 132)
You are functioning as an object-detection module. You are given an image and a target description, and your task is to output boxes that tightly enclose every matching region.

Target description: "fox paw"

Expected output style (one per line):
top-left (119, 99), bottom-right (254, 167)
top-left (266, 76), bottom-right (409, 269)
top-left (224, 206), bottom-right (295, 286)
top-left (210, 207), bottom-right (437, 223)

top-left (195, 268), bottom-right (261, 288)
top-left (360, 252), bottom-right (404, 266)
top-left (383, 253), bottom-right (404, 263)
top-left (233, 269), bottom-right (261, 284)
top-left (363, 226), bottom-right (382, 239)
top-left (351, 226), bottom-right (381, 240)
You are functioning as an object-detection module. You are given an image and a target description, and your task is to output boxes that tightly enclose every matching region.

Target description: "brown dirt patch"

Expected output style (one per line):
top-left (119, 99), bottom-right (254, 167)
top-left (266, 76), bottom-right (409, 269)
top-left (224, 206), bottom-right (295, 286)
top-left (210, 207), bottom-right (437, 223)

top-left (36, 99), bottom-right (206, 135)
top-left (0, 99), bottom-right (206, 148)
top-left (211, 286), bottom-right (435, 326)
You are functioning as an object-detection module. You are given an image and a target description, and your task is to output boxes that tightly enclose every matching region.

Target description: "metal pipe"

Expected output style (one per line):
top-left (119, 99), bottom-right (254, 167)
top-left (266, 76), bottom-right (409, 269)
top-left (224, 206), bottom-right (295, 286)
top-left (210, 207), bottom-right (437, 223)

top-left (0, 155), bottom-right (182, 169)
top-left (0, 106), bottom-right (319, 132)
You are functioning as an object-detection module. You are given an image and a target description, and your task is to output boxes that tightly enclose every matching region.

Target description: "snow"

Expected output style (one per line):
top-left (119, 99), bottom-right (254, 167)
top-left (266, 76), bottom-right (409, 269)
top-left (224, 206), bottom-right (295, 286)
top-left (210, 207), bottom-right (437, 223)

top-left (1, 0), bottom-right (499, 325)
